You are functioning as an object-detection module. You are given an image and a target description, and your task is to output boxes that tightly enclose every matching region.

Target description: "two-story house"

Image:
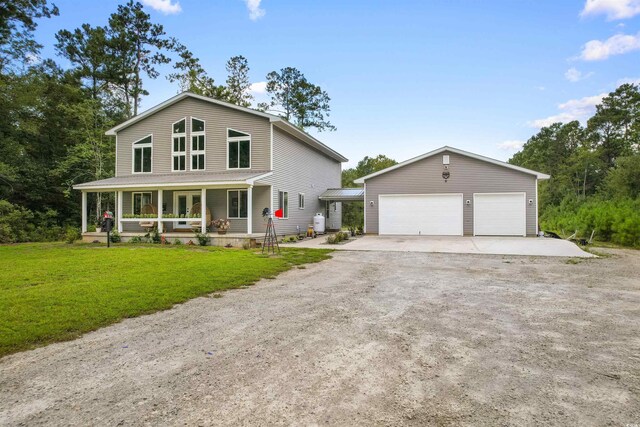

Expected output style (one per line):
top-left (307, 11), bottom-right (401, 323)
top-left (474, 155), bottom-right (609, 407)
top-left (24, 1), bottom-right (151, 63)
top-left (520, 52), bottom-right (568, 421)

top-left (74, 92), bottom-right (351, 245)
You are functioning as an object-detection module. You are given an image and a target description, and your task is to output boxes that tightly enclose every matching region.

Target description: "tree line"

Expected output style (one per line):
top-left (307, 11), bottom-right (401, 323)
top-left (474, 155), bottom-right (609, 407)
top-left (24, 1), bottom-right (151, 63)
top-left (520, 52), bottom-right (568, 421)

top-left (0, 0), bottom-right (335, 243)
top-left (509, 83), bottom-right (640, 247)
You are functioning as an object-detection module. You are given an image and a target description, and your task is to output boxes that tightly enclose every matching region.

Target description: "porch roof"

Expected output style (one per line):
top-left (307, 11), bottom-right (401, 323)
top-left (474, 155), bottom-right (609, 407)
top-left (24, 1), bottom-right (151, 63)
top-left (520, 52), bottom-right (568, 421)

top-left (318, 188), bottom-right (364, 202)
top-left (73, 171), bottom-right (272, 191)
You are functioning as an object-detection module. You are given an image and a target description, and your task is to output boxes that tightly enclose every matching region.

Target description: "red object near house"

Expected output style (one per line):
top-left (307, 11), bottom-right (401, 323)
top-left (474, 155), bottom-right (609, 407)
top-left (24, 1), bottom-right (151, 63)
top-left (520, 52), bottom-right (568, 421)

top-left (274, 208), bottom-right (283, 218)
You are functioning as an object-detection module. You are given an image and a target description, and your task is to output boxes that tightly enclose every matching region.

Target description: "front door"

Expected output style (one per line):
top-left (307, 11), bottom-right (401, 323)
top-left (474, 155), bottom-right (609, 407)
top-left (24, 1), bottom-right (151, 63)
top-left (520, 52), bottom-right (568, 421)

top-left (174, 191), bottom-right (201, 228)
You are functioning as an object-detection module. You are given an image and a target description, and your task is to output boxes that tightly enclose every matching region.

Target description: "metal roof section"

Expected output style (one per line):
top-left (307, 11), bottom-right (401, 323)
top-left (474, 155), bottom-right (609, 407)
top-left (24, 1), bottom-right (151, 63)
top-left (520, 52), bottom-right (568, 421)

top-left (318, 188), bottom-right (365, 201)
top-left (353, 146), bottom-right (550, 183)
top-left (73, 171), bottom-right (273, 190)
top-left (105, 92), bottom-right (348, 163)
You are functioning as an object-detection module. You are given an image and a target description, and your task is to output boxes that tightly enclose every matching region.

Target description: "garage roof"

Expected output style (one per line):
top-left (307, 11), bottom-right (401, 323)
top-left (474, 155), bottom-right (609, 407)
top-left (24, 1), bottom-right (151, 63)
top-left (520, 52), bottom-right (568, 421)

top-left (318, 188), bottom-right (365, 201)
top-left (353, 146), bottom-right (550, 183)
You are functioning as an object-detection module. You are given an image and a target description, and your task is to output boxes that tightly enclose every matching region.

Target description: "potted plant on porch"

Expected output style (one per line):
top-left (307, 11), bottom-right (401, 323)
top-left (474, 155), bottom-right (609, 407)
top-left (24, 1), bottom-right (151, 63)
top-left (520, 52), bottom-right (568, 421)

top-left (213, 218), bottom-right (231, 235)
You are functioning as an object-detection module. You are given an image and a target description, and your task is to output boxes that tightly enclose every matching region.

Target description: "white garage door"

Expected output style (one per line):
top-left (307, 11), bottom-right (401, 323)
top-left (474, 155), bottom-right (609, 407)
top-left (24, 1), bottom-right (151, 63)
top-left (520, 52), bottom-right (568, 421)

top-left (474, 193), bottom-right (526, 236)
top-left (379, 194), bottom-right (463, 235)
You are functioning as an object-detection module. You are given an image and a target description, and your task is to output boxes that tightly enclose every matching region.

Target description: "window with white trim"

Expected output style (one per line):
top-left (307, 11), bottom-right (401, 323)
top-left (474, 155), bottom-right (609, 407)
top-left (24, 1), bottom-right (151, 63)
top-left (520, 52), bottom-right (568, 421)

top-left (228, 190), bottom-right (248, 218)
top-left (278, 191), bottom-right (289, 219)
top-left (298, 193), bottom-right (305, 209)
top-left (132, 192), bottom-right (152, 215)
top-left (172, 119), bottom-right (186, 171)
top-left (133, 135), bottom-right (152, 173)
top-left (227, 129), bottom-right (250, 169)
top-left (191, 117), bottom-right (205, 170)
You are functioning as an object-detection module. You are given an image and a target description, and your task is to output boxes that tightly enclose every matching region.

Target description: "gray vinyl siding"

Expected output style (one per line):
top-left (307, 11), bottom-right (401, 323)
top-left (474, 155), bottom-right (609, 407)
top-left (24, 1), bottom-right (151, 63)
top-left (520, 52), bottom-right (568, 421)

top-left (116, 97), bottom-right (271, 176)
top-left (262, 127), bottom-right (342, 235)
top-left (364, 150), bottom-right (538, 236)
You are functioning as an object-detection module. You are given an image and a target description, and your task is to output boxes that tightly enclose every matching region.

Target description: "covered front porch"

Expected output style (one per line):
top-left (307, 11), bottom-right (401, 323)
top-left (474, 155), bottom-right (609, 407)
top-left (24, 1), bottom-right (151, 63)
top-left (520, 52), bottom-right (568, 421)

top-left (73, 171), bottom-right (273, 247)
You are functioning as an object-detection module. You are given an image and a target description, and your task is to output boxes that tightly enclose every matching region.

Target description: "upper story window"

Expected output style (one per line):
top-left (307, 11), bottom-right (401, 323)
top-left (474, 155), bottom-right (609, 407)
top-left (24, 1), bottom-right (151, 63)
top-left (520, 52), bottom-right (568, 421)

top-left (227, 129), bottom-right (250, 169)
top-left (191, 118), bottom-right (205, 170)
top-left (133, 135), bottom-right (152, 173)
top-left (172, 119), bottom-right (186, 172)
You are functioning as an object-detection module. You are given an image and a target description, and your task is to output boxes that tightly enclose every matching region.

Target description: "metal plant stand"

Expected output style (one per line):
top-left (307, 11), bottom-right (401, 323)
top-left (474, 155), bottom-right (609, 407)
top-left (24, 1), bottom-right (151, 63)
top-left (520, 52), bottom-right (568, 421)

top-left (262, 215), bottom-right (280, 254)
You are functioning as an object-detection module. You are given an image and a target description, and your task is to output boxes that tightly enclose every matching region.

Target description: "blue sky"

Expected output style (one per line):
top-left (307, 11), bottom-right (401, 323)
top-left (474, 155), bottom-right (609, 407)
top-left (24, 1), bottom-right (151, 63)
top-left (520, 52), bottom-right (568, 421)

top-left (34, 0), bottom-right (640, 167)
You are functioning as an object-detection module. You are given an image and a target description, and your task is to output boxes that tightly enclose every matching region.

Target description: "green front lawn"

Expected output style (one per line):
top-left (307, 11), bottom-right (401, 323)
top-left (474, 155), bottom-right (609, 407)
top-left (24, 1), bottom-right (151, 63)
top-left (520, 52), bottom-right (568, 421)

top-left (0, 243), bottom-right (331, 357)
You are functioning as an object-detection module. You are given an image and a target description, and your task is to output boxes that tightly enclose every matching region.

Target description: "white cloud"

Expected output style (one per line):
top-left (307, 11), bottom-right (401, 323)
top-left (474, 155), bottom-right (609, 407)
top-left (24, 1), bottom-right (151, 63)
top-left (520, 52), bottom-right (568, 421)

top-left (581, 0), bottom-right (640, 20)
top-left (141, 0), bottom-right (182, 14)
top-left (244, 0), bottom-right (265, 20)
top-left (25, 53), bottom-right (41, 65)
top-left (529, 93), bottom-right (606, 128)
top-left (580, 32), bottom-right (640, 60)
top-left (249, 81), bottom-right (267, 95)
top-left (617, 76), bottom-right (640, 85)
top-left (565, 67), bottom-right (594, 82)
top-left (497, 140), bottom-right (526, 151)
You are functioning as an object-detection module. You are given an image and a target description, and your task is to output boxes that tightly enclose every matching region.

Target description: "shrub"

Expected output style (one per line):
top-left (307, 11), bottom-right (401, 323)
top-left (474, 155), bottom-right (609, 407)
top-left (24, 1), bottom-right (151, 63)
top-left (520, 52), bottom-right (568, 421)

top-left (129, 235), bottom-right (145, 244)
top-left (64, 226), bottom-right (81, 244)
top-left (0, 200), bottom-right (34, 243)
top-left (109, 230), bottom-right (121, 243)
top-left (145, 229), bottom-right (161, 244)
top-left (541, 197), bottom-right (640, 247)
top-left (326, 231), bottom-right (350, 244)
top-left (194, 232), bottom-right (208, 246)
top-left (173, 239), bottom-right (183, 245)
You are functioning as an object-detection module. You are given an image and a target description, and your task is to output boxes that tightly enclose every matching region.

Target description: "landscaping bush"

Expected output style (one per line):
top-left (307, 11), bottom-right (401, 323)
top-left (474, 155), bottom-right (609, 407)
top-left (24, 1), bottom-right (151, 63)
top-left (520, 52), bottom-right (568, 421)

top-left (326, 231), bottom-right (350, 244)
top-left (146, 229), bottom-right (161, 244)
top-left (129, 235), bottom-right (146, 244)
top-left (194, 232), bottom-right (209, 246)
top-left (64, 226), bottom-right (81, 244)
top-left (109, 230), bottom-right (121, 243)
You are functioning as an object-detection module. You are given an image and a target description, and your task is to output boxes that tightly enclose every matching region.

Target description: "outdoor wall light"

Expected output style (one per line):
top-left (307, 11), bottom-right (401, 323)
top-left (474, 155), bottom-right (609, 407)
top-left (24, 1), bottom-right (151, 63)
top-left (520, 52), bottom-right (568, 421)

top-left (528, 199), bottom-right (534, 205)
top-left (369, 200), bottom-right (374, 206)
top-left (465, 200), bottom-right (471, 205)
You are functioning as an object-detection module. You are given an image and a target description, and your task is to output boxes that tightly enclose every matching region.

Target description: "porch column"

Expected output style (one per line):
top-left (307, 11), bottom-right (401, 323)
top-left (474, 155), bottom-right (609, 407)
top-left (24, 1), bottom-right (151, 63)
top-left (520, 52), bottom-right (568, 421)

top-left (201, 188), bottom-right (207, 233)
top-left (247, 185), bottom-right (253, 234)
top-left (157, 189), bottom-right (163, 233)
top-left (81, 191), bottom-right (87, 233)
top-left (117, 190), bottom-right (123, 233)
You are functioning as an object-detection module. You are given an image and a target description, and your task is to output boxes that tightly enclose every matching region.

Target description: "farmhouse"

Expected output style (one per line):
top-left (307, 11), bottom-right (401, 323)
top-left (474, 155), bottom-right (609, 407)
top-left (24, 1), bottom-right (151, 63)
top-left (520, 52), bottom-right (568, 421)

top-left (73, 92), bottom-right (348, 245)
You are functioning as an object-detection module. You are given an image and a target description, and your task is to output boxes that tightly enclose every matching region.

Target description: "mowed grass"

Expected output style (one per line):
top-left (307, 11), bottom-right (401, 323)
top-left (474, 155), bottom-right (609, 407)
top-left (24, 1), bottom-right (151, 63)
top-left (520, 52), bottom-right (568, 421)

top-left (0, 243), bottom-right (332, 357)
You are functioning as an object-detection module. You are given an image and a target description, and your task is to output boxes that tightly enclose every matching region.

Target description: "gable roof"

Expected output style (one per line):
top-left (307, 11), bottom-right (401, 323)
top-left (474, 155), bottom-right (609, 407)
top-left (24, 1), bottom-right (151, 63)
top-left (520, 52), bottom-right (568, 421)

top-left (105, 92), bottom-right (347, 163)
top-left (353, 146), bottom-right (550, 184)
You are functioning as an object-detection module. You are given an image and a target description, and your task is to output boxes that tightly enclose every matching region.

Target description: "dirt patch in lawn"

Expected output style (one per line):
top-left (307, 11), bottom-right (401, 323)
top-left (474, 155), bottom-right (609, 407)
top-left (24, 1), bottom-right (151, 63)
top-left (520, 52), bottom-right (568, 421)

top-left (1, 248), bottom-right (639, 425)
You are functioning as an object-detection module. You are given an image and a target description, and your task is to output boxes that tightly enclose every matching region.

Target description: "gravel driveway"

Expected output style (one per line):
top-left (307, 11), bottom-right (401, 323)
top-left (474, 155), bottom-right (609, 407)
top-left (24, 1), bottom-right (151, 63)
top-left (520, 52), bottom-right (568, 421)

top-left (1, 249), bottom-right (639, 426)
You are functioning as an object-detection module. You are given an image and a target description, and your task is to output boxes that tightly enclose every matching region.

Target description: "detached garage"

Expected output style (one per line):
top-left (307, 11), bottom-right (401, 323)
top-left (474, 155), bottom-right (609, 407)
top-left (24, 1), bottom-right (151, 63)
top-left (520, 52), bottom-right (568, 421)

top-left (354, 146), bottom-right (549, 237)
